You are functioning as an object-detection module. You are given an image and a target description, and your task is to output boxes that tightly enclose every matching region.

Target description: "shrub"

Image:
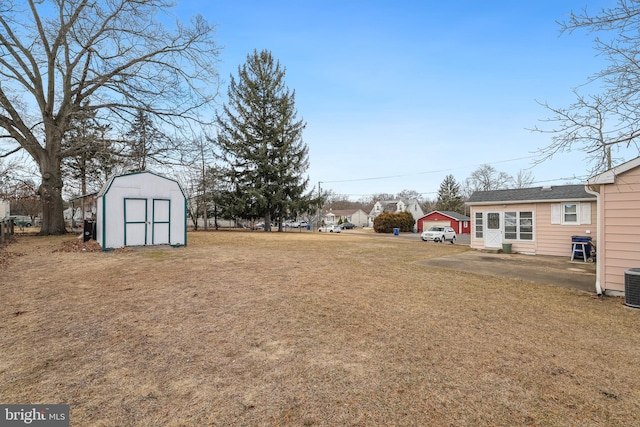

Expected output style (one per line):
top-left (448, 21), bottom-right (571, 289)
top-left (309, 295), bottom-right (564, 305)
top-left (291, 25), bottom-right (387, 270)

top-left (373, 211), bottom-right (415, 233)
top-left (396, 211), bottom-right (415, 232)
top-left (373, 212), bottom-right (394, 233)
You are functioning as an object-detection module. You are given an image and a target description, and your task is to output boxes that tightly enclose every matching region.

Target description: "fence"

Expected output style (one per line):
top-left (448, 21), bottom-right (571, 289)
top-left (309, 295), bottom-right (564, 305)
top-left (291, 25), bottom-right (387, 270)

top-left (0, 218), bottom-right (15, 245)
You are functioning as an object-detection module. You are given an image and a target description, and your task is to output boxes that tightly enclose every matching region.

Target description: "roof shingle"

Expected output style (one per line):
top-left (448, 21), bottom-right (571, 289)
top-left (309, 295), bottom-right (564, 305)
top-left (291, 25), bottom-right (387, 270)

top-left (466, 184), bottom-right (595, 204)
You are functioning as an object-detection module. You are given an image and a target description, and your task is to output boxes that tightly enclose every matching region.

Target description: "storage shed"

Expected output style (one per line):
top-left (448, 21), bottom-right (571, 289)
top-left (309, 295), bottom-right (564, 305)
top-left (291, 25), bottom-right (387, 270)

top-left (418, 210), bottom-right (471, 234)
top-left (96, 171), bottom-right (187, 250)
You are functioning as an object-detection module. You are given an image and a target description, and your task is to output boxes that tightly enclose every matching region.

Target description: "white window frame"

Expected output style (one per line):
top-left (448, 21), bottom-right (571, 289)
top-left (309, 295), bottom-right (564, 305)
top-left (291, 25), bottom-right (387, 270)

top-left (551, 202), bottom-right (591, 226)
top-left (474, 212), bottom-right (483, 238)
top-left (562, 203), bottom-right (578, 225)
top-left (503, 211), bottom-right (534, 241)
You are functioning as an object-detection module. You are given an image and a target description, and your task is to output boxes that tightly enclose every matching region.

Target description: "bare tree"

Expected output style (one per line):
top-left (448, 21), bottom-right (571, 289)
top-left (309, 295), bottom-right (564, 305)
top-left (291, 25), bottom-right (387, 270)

top-left (0, 158), bottom-right (15, 197)
top-left (512, 169), bottom-right (536, 189)
top-left (175, 164), bottom-right (204, 231)
top-left (533, 1), bottom-right (640, 174)
top-left (0, 0), bottom-right (219, 235)
top-left (420, 198), bottom-right (437, 214)
top-left (177, 132), bottom-right (218, 230)
top-left (465, 164), bottom-right (513, 193)
top-left (532, 92), bottom-right (631, 175)
top-left (396, 189), bottom-right (423, 202)
top-left (370, 193), bottom-right (397, 202)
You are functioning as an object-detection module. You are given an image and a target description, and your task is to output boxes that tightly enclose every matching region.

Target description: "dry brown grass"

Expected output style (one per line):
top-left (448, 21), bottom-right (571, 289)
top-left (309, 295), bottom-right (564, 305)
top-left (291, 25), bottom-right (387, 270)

top-left (1, 231), bottom-right (639, 426)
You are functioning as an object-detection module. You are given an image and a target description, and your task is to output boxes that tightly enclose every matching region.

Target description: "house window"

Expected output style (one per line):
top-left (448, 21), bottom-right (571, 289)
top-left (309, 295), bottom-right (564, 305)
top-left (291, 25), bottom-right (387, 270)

top-left (551, 202), bottom-right (591, 225)
top-left (487, 212), bottom-right (500, 230)
top-left (504, 211), bottom-right (534, 240)
top-left (504, 212), bottom-right (517, 240)
top-left (475, 212), bottom-right (483, 238)
top-left (520, 212), bottom-right (533, 240)
top-left (563, 203), bottom-right (578, 224)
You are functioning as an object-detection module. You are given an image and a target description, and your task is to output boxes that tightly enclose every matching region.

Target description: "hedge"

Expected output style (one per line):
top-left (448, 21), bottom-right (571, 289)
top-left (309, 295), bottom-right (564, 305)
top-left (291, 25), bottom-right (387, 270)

top-left (373, 211), bottom-right (415, 233)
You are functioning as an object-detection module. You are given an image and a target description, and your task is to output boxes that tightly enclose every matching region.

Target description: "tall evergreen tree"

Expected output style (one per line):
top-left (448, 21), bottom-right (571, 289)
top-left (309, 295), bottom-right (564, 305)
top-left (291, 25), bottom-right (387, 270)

top-left (436, 174), bottom-right (464, 213)
top-left (214, 49), bottom-right (312, 231)
top-left (124, 110), bottom-right (175, 172)
top-left (62, 109), bottom-right (118, 194)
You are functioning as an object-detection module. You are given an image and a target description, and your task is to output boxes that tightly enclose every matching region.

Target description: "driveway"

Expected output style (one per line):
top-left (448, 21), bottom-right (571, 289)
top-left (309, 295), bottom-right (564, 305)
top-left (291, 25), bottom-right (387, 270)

top-left (418, 250), bottom-right (597, 293)
top-left (341, 229), bottom-right (596, 292)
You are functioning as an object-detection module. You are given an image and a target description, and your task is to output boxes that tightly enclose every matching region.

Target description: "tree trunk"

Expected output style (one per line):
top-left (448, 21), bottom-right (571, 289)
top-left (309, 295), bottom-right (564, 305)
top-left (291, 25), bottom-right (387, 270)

top-left (38, 158), bottom-right (67, 236)
top-left (264, 210), bottom-right (271, 232)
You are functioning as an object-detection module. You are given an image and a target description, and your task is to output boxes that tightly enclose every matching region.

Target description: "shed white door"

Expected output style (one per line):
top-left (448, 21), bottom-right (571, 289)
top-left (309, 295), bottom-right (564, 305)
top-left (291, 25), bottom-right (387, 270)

top-left (124, 198), bottom-right (171, 246)
top-left (124, 198), bottom-right (148, 246)
top-left (485, 212), bottom-right (502, 248)
top-left (152, 199), bottom-right (170, 245)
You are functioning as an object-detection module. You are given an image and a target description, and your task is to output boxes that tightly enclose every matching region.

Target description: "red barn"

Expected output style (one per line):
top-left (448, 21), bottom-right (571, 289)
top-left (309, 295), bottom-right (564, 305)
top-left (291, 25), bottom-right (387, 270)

top-left (418, 210), bottom-right (471, 234)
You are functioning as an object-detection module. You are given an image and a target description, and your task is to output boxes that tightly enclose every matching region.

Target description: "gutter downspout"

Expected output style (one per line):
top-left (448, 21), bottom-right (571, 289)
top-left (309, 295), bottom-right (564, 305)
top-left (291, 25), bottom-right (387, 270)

top-left (585, 184), bottom-right (603, 296)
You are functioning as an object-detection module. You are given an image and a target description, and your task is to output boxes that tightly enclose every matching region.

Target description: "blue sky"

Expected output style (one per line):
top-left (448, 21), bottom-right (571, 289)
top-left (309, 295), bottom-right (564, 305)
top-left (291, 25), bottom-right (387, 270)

top-left (180, 1), bottom-right (625, 200)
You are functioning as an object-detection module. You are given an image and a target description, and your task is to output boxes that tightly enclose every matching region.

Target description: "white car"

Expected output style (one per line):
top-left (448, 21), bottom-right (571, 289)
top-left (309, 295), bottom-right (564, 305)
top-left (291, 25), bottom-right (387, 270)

top-left (421, 225), bottom-right (456, 243)
top-left (318, 224), bottom-right (341, 233)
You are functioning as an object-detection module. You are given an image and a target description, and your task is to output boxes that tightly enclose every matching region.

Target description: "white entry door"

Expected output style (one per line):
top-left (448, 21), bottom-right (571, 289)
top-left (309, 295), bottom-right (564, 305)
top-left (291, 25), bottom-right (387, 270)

top-left (124, 198), bottom-right (148, 246)
top-left (152, 199), bottom-right (170, 245)
top-left (124, 198), bottom-right (171, 246)
top-left (485, 212), bottom-right (502, 248)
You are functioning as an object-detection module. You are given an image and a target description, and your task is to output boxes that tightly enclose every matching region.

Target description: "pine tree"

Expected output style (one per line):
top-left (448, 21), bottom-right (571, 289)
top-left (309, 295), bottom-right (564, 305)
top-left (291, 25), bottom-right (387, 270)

top-left (62, 110), bottom-right (118, 194)
top-left (215, 49), bottom-right (312, 231)
top-left (124, 110), bottom-right (174, 172)
top-left (436, 174), bottom-right (464, 213)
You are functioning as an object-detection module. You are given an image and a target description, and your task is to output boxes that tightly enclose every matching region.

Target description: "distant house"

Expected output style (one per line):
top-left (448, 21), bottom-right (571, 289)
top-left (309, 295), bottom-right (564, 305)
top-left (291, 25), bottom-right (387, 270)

top-left (587, 156), bottom-right (640, 295)
top-left (418, 210), bottom-right (471, 234)
top-left (321, 210), bottom-right (336, 225)
top-left (0, 200), bottom-right (9, 218)
top-left (368, 199), bottom-right (424, 228)
top-left (466, 185), bottom-right (596, 256)
top-left (68, 192), bottom-right (98, 228)
top-left (322, 209), bottom-right (368, 227)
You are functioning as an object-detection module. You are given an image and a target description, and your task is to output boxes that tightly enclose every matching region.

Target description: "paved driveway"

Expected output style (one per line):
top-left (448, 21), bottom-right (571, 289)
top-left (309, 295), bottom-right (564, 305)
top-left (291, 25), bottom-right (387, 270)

top-left (418, 250), bottom-right (597, 293)
top-left (342, 230), bottom-right (596, 293)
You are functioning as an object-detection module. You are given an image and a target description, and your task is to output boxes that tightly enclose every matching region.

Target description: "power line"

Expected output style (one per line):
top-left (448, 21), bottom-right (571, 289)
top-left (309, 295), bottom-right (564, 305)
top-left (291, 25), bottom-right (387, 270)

top-left (323, 175), bottom-right (588, 199)
top-left (319, 155), bottom-right (538, 184)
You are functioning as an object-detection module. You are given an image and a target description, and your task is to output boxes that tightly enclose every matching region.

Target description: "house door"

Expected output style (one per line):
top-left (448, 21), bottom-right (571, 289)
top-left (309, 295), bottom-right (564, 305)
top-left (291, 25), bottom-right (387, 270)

top-left (485, 212), bottom-right (502, 248)
top-left (124, 198), bottom-right (148, 246)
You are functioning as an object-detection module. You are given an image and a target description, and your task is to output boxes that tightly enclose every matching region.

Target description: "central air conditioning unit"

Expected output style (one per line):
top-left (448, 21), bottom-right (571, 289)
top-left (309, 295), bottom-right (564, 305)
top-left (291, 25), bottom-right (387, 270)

top-left (624, 268), bottom-right (640, 308)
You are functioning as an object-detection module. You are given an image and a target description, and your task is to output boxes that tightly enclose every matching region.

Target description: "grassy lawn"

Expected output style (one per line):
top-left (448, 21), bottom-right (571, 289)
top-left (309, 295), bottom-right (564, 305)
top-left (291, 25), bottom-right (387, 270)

top-left (1, 231), bottom-right (639, 426)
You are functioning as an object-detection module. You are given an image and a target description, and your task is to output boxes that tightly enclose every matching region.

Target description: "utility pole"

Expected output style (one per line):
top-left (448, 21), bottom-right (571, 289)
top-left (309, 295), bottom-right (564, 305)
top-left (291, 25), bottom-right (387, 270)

top-left (317, 181), bottom-right (322, 230)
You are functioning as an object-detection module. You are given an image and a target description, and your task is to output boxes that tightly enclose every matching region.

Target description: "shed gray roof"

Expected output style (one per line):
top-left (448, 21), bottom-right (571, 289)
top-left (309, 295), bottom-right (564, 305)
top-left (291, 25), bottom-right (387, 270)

top-left (424, 210), bottom-right (471, 221)
top-left (466, 184), bottom-right (595, 205)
